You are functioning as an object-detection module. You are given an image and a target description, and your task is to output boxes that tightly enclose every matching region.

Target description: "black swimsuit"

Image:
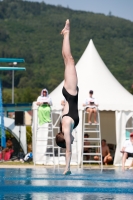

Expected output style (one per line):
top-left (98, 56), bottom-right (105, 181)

top-left (62, 87), bottom-right (79, 129)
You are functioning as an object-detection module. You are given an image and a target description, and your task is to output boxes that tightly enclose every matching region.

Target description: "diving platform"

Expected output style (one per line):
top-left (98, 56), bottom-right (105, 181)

top-left (3, 103), bottom-right (32, 116)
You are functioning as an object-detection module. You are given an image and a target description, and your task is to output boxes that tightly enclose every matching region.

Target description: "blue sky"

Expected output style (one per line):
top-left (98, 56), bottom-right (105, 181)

top-left (27, 0), bottom-right (133, 22)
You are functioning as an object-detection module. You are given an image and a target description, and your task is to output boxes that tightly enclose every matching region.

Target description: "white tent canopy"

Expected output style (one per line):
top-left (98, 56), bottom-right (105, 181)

top-left (50, 39), bottom-right (133, 111)
top-left (48, 39), bottom-right (133, 166)
top-left (32, 39), bottom-right (133, 165)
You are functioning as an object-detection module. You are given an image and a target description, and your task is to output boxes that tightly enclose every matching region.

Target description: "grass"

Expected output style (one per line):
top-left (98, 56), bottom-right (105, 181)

top-left (0, 161), bottom-right (33, 166)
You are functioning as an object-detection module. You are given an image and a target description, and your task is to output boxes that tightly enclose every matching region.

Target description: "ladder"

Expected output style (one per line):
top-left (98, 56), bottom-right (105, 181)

top-left (34, 112), bottom-right (55, 166)
top-left (82, 110), bottom-right (103, 170)
top-left (33, 108), bottom-right (79, 167)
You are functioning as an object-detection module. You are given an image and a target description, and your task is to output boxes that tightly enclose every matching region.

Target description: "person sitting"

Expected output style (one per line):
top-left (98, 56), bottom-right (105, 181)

top-left (61, 98), bottom-right (66, 107)
top-left (36, 88), bottom-right (52, 125)
top-left (94, 139), bottom-right (113, 165)
top-left (84, 134), bottom-right (90, 160)
top-left (121, 132), bottom-right (133, 171)
top-left (24, 152), bottom-right (33, 163)
top-left (83, 90), bottom-right (98, 124)
top-left (61, 98), bottom-right (66, 112)
top-left (2, 139), bottom-right (14, 161)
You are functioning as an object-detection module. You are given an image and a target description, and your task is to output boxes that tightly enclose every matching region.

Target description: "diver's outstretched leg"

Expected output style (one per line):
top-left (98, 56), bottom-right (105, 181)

top-left (62, 121), bottom-right (73, 175)
top-left (61, 19), bottom-right (78, 96)
top-left (63, 152), bottom-right (72, 175)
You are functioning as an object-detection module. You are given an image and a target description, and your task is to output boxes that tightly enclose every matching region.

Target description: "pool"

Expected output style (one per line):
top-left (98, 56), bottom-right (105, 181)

top-left (0, 168), bottom-right (133, 200)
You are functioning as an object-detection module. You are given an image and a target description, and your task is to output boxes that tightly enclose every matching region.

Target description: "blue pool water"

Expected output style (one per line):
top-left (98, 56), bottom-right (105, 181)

top-left (0, 168), bottom-right (133, 200)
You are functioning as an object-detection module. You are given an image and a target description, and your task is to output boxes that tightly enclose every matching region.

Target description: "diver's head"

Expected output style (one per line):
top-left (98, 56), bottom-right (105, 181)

top-left (56, 121), bottom-right (66, 148)
top-left (56, 132), bottom-right (66, 148)
top-left (55, 122), bottom-right (74, 148)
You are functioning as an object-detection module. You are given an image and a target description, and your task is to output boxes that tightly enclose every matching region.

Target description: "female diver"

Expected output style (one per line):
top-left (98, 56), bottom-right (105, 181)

top-left (56, 19), bottom-right (79, 175)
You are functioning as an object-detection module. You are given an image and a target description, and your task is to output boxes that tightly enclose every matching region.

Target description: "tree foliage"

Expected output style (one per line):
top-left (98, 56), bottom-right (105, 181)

top-left (0, 0), bottom-right (133, 103)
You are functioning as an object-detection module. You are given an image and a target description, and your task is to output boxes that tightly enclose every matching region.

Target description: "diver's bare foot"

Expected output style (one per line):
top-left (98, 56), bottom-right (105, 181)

top-left (63, 170), bottom-right (71, 175)
top-left (61, 19), bottom-right (70, 35)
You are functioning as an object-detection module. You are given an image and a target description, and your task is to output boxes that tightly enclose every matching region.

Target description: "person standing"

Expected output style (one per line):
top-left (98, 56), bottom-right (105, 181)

top-left (36, 88), bottom-right (52, 125)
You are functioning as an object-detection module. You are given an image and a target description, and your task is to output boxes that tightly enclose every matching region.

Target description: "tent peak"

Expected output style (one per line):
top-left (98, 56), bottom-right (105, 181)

top-left (89, 39), bottom-right (93, 45)
top-left (87, 39), bottom-right (96, 51)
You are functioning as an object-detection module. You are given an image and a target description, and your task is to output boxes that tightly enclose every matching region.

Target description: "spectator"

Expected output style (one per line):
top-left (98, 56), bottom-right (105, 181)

top-left (11, 137), bottom-right (20, 157)
top-left (94, 139), bottom-right (113, 165)
top-left (61, 98), bottom-right (66, 107)
top-left (121, 132), bottom-right (133, 171)
top-left (36, 88), bottom-right (52, 125)
top-left (24, 152), bottom-right (33, 162)
top-left (83, 90), bottom-right (98, 124)
top-left (19, 152), bottom-right (33, 163)
top-left (84, 134), bottom-right (90, 160)
top-left (2, 139), bottom-right (14, 161)
top-left (61, 98), bottom-right (66, 111)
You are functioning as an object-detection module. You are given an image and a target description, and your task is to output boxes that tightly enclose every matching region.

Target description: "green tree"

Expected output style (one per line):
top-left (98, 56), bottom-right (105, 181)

top-left (0, 0), bottom-right (133, 102)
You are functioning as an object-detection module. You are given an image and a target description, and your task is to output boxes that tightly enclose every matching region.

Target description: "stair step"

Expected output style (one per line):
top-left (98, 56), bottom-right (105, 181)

top-left (36, 152), bottom-right (54, 155)
top-left (36, 145), bottom-right (54, 147)
top-left (83, 137), bottom-right (100, 141)
top-left (37, 130), bottom-right (53, 132)
top-left (83, 145), bottom-right (100, 148)
top-left (35, 160), bottom-right (54, 162)
top-left (83, 138), bottom-right (101, 141)
top-left (83, 153), bottom-right (101, 155)
top-left (84, 123), bottom-right (99, 125)
top-left (84, 130), bottom-right (100, 132)
top-left (36, 137), bottom-right (55, 140)
top-left (83, 160), bottom-right (102, 163)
